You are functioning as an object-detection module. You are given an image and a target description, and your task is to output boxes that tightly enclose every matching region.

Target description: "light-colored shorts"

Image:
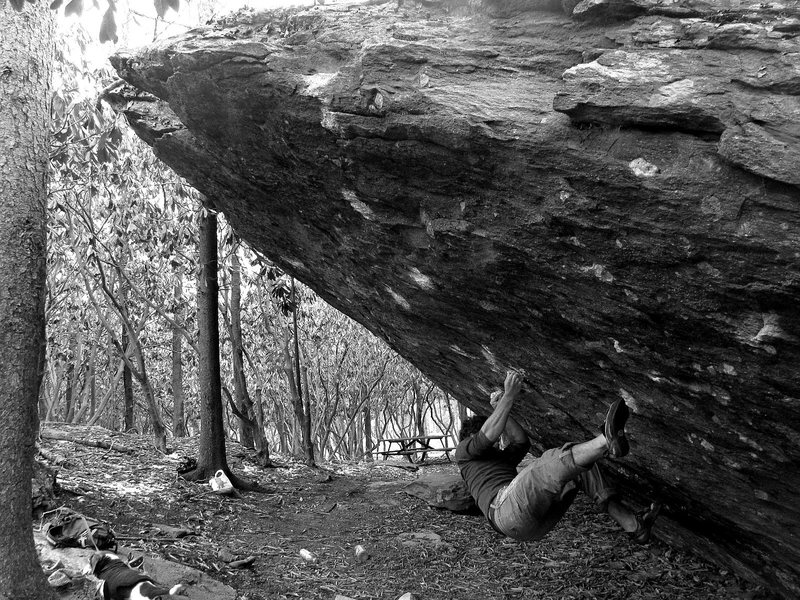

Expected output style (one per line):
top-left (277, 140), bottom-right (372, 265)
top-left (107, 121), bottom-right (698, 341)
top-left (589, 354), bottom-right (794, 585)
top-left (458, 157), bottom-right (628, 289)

top-left (491, 443), bottom-right (616, 541)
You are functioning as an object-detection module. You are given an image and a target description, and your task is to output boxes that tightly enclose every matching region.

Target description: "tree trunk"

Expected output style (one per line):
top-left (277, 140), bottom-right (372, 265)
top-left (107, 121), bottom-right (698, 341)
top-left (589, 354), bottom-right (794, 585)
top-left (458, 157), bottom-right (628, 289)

top-left (0, 2), bottom-right (57, 599)
top-left (351, 403), bottom-right (362, 461)
top-left (190, 208), bottom-right (227, 476)
top-left (122, 321), bottom-right (134, 431)
top-left (274, 402), bottom-right (289, 454)
top-left (87, 359), bottom-right (125, 427)
top-left (280, 288), bottom-right (315, 466)
top-left (412, 379), bottom-right (425, 438)
top-left (183, 207), bottom-right (259, 491)
top-left (251, 387), bottom-right (272, 467)
top-left (71, 333), bottom-right (99, 424)
top-left (88, 340), bottom-right (96, 418)
top-left (171, 273), bottom-right (187, 437)
top-left (292, 279), bottom-right (315, 466)
top-left (138, 358), bottom-right (167, 452)
top-left (64, 361), bottom-right (74, 422)
top-left (363, 404), bottom-right (373, 462)
top-left (109, 299), bottom-right (167, 449)
top-left (117, 236), bottom-right (135, 431)
top-left (66, 327), bottom-right (83, 423)
top-left (282, 337), bottom-right (306, 460)
top-left (39, 360), bottom-right (58, 421)
top-left (229, 248), bottom-right (254, 449)
top-left (458, 400), bottom-right (468, 429)
top-left (301, 361), bottom-right (314, 462)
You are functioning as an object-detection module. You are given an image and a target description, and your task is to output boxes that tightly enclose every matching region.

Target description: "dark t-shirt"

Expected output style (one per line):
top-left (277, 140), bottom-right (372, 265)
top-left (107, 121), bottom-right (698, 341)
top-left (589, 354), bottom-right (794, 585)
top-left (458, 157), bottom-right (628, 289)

top-left (97, 559), bottom-right (153, 598)
top-left (455, 431), bottom-right (530, 517)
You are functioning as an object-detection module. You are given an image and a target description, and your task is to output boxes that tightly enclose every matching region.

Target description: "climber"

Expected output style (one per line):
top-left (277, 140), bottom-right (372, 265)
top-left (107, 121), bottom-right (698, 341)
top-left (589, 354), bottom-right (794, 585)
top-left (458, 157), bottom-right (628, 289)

top-left (456, 370), bottom-right (661, 543)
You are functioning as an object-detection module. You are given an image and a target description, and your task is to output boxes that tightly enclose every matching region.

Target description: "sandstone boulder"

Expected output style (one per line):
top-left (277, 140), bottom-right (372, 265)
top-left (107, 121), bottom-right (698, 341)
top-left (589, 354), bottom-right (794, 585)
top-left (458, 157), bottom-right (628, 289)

top-left (108, 1), bottom-right (800, 596)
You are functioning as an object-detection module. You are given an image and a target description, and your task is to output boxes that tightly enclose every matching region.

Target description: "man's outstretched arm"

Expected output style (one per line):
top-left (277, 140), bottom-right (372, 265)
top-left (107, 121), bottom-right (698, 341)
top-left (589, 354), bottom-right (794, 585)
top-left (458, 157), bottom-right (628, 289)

top-left (499, 403), bottom-right (529, 446)
top-left (480, 371), bottom-right (524, 444)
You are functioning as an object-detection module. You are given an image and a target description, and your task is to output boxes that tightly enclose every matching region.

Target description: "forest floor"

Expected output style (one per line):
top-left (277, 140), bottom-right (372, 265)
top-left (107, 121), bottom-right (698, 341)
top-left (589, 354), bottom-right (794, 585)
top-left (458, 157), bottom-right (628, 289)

top-left (36, 424), bottom-right (774, 600)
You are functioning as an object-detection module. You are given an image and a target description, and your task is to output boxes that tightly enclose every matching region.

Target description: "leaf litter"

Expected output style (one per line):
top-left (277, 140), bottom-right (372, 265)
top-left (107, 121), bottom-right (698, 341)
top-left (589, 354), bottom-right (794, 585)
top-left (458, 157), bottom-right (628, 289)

top-left (37, 424), bottom-right (774, 600)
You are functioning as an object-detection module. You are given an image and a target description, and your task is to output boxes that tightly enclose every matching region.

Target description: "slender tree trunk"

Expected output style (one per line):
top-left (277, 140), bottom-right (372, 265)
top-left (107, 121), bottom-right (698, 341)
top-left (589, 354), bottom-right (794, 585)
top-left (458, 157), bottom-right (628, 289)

top-left (251, 387), bottom-right (272, 467)
top-left (44, 362), bottom-right (64, 422)
top-left (413, 379), bottom-right (425, 438)
top-left (0, 2), bottom-right (57, 598)
top-left (444, 392), bottom-right (455, 439)
top-left (137, 351), bottom-right (167, 452)
top-left (317, 343), bottom-right (348, 457)
top-left (122, 321), bottom-right (134, 430)
top-left (88, 342), bottom-right (97, 418)
top-left (117, 217), bottom-right (135, 431)
top-left (66, 327), bottom-right (83, 422)
top-left (274, 402), bottom-right (289, 453)
top-left (363, 404), bottom-right (373, 462)
top-left (191, 209), bottom-right (227, 476)
top-left (72, 336), bottom-right (99, 424)
top-left (40, 361), bottom-right (58, 421)
top-left (183, 208), bottom-right (259, 491)
top-left (282, 337), bottom-right (307, 460)
top-left (64, 362), bottom-right (74, 422)
top-left (87, 359), bottom-right (125, 427)
top-left (292, 279), bottom-right (315, 466)
top-left (301, 361), bottom-right (314, 459)
top-left (458, 398), bottom-right (468, 426)
top-left (282, 308), bottom-right (315, 464)
top-left (172, 274), bottom-right (187, 437)
top-left (39, 361), bottom-right (55, 421)
top-left (351, 403), bottom-right (363, 460)
top-left (229, 249), bottom-right (254, 448)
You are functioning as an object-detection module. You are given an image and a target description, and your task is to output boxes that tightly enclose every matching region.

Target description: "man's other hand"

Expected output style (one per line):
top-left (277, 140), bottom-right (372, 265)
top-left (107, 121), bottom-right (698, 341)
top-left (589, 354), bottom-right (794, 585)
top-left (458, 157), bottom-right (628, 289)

top-left (503, 370), bottom-right (523, 399)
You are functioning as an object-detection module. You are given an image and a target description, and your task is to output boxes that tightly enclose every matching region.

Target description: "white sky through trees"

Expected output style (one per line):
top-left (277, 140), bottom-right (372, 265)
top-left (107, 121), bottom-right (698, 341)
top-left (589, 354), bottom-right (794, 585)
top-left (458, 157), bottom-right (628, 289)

top-left (59, 1), bottom-right (314, 72)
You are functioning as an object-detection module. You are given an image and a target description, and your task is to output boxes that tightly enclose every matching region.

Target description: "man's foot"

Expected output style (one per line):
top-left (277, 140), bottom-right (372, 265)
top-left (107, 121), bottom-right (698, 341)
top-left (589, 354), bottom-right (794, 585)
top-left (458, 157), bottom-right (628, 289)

top-left (630, 502), bottom-right (662, 544)
top-left (604, 398), bottom-right (630, 458)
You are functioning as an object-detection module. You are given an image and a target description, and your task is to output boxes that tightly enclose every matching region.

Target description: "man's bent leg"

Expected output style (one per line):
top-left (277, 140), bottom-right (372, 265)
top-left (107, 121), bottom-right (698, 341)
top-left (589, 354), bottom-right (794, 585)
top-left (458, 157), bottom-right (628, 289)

top-left (493, 444), bottom-right (586, 540)
top-left (577, 463), bottom-right (638, 532)
top-left (577, 462), bottom-right (617, 511)
top-left (607, 500), bottom-right (638, 533)
top-left (570, 435), bottom-right (608, 467)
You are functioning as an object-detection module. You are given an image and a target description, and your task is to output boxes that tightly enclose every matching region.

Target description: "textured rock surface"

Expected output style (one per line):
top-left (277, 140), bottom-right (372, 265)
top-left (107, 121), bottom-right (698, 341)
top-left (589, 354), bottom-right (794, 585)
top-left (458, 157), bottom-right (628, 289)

top-left (403, 472), bottom-right (477, 512)
top-left (109, 1), bottom-right (799, 596)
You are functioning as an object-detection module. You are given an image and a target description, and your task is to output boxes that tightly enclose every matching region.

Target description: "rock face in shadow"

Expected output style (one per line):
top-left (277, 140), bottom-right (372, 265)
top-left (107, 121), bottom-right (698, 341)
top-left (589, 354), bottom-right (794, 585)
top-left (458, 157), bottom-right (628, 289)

top-left (108, 1), bottom-right (799, 596)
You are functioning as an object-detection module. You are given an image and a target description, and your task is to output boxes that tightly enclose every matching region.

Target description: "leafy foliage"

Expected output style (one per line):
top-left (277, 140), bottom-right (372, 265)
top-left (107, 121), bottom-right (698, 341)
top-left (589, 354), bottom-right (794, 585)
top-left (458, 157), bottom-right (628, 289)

top-left (154, 0), bottom-right (180, 18)
top-left (34, 0), bottom-right (183, 43)
top-left (47, 32), bottom-right (198, 433)
top-left (98, 2), bottom-right (117, 43)
top-left (44, 0), bottom-right (459, 460)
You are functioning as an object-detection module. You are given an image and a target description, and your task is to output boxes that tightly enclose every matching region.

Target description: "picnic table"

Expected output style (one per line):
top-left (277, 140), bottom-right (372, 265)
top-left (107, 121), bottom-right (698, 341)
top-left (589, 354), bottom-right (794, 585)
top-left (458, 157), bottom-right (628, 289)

top-left (377, 435), bottom-right (458, 463)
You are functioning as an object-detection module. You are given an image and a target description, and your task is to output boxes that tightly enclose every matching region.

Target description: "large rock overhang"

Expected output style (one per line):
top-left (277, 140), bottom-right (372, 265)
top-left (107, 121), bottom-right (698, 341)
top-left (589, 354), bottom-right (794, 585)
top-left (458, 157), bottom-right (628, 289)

top-left (108, 1), bottom-right (800, 596)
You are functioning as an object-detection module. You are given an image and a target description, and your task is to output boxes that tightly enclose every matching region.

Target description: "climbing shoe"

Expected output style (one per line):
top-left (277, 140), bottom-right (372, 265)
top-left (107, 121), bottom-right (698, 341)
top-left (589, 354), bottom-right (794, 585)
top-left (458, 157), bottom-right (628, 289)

top-left (630, 502), bottom-right (663, 544)
top-left (604, 398), bottom-right (630, 458)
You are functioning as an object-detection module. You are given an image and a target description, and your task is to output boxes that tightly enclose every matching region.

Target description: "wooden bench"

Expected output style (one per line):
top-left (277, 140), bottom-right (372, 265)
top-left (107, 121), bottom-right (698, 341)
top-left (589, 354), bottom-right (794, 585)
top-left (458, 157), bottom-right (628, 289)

top-left (376, 435), bottom-right (458, 463)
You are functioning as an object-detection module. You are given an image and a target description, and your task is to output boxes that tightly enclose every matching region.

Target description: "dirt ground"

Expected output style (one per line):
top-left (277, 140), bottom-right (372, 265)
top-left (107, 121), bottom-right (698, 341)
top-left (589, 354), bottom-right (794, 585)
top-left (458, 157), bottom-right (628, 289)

top-left (36, 425), bottom-right (773, 600)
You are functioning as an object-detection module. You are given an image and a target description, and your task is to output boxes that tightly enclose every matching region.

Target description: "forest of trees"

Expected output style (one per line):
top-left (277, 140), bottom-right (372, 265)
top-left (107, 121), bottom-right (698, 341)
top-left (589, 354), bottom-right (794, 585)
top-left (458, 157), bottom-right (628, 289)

top-left (43, 1), bottom-right (466, 463)
top-left (0, 2), bottom-right (469, 598)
